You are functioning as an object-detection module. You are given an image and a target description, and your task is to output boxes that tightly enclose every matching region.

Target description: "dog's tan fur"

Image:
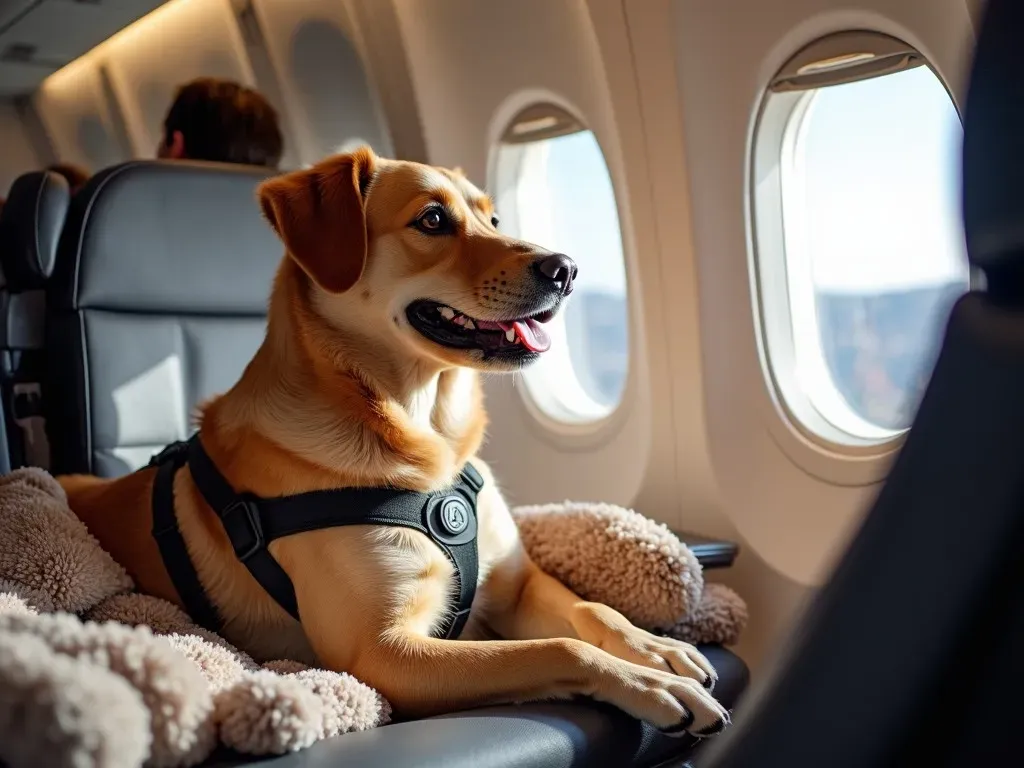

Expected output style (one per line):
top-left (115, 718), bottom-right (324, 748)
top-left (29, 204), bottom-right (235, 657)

top-left (60, 147), bottom-right (728, 735)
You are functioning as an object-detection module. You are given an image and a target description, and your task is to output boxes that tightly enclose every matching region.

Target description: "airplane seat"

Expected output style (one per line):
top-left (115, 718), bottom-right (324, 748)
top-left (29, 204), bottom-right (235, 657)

top-left (0, 169), bottom-right (70, 472)
top-left (44, 158), bottom-right (748, 767)
top-left (45, 159), bottom-right (280, 477)
top-left (0, 381), bottom-right (10, 476)
top-left (690, 0), bottom-right (1024, 766)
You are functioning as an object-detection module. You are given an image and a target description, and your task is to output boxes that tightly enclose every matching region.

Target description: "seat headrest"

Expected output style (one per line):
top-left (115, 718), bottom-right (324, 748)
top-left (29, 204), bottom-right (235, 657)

top-left (51, 160), bottom-right (283, 315)
top-left (0, 170), bottom-right (71, 291)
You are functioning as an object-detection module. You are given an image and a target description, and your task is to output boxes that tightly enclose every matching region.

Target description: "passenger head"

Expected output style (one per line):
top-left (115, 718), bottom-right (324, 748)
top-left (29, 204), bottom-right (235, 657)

top-left (47, 163), bottom-right (90, 193)
top-left (158, 77), bottom-right (284, 168)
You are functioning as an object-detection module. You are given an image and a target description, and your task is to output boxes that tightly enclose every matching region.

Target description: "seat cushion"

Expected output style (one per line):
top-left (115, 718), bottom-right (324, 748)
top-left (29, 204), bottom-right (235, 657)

top-left (203, 645), bottom-right (747, 768)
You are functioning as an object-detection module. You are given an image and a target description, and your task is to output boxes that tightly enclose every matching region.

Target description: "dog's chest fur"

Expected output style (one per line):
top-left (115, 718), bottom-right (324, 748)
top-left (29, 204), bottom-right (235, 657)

top-left (212, 473), bottom-right (524, 665)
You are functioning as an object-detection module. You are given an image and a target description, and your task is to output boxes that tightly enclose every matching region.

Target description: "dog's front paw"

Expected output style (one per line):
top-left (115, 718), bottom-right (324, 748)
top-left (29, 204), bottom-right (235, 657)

top-left (597, 661), bottom-right (730, 737)
top-left (640, 634), bottom-right (718, 692)
top-left (578, 608), bottom-right (718, 690)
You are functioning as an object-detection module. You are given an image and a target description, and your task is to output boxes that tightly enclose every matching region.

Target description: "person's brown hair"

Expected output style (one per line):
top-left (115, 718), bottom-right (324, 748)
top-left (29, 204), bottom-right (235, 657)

top-left (47, 163), bottom-right (90, 192)
top-left (163, 77), bottom-right (284, 168)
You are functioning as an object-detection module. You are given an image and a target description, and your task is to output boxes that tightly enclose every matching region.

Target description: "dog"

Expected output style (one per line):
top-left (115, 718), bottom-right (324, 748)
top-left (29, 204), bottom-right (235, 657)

top-left (60, 146), bottom-right (730, 737)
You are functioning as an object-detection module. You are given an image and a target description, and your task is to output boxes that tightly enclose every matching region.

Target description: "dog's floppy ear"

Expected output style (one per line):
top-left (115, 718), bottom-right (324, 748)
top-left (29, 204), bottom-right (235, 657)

top-left (258, 146), bottom-right (377, 294)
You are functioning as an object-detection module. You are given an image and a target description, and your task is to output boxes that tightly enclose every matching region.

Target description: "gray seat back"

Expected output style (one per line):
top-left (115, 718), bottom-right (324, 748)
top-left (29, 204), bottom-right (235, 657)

top-left (0, 170), bottom-right (71, 470)
top-left (46, 160), bottom-right (282, 477)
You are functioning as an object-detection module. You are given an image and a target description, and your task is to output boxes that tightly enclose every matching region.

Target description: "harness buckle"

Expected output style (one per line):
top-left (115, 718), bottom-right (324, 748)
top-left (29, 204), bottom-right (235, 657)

top-left (220, 498), bottom-right (265, 562)
top-left (425, 492), bottom-right (477, 547)
top-left (460, 462), bottom-right (484, 493)
top-left (147, 440), bottom-right (190, 468)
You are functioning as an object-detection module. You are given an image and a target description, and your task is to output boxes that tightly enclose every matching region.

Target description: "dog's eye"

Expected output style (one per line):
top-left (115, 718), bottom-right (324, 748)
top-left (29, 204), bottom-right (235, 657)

top-left (415, 208), bottom-right (449, 234)
top-left (491, 216), bottom-right (500, 229)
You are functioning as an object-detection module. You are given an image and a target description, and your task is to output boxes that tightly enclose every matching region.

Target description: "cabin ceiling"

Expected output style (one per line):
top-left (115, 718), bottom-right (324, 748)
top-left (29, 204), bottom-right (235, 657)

top-left (0, 0), bottom-right (994, 100)
top-left (0, 0), bottom-right (168, 97)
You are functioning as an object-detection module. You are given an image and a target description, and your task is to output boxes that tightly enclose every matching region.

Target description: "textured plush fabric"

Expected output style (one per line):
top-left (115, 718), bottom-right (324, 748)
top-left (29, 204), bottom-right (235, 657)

top-left (0, 468), bottom-right (132, 611)
top-left (670, 582), bottom-right (749, 647)
top-left (512, 501), bottom-right (705, 630)
top-left (511, 500), bottom-right (748, 645)
top-left (0, 629), bottom-right (151, 768)
top-left (0, 467), bottom-right (747, 767)
top-left (0, 469), bottom-right (390, 767)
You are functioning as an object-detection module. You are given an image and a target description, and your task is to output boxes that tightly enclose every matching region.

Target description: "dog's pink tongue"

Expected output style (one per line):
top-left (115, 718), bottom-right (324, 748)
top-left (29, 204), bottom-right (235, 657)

top-left (511, 319), bottom-right (551, 352)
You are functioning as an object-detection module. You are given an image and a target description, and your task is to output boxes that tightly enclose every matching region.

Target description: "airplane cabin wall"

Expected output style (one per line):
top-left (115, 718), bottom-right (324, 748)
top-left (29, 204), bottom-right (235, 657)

top-left (0, 102), bottom-right (43, 195)
top-left (622, 0), bottom-right (977, 667)
top-left (28, 0), bottom-right (392, 174)
top-left (250, 0), bottom-right (394, 162)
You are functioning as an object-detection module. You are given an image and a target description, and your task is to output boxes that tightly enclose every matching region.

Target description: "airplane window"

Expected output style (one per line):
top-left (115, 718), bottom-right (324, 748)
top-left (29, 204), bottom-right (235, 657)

top-left (493, 105), bottom-right (628, 424)
top-left (752, 36), bottom-right (968, 446)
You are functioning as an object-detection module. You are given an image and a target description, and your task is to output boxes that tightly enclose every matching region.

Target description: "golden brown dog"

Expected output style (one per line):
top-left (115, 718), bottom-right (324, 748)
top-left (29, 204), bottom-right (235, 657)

top-left (60, 146), bottom-right (729, 736)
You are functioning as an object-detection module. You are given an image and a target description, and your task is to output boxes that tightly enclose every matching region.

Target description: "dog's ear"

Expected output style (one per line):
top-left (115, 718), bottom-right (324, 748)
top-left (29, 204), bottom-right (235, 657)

top-left (258, 146), bottom-right (377, 294)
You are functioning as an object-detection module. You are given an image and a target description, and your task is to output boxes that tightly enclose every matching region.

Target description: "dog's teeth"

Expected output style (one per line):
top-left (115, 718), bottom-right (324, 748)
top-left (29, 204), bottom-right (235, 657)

top-left (505, 329), bottom-right (516, 342)
top-left (439, 307), bottom-right (455, 320)
top-left (464, 319), bottom-right (475, 330)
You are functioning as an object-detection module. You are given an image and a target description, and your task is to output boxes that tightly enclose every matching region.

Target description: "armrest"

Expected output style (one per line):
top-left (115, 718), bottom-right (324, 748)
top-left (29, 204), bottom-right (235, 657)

top-left (203, 645), bottom-right (750, 768)
top-left (671, 530), bottom-right (739, 570)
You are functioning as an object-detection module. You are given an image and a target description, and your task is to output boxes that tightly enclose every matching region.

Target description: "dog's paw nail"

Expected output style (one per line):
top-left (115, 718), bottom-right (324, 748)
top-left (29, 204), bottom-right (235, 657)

top-left (657, 709), bottom-right (694, 737)
top-left (702, 675), bottom-right (715, 690)
top-left (695, 718), bottom-right (728, 737)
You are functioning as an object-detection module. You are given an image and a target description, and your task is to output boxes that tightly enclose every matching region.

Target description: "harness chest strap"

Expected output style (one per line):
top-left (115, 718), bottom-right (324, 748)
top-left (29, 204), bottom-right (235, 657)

top-left (148, 435), bottom-right (483, 641)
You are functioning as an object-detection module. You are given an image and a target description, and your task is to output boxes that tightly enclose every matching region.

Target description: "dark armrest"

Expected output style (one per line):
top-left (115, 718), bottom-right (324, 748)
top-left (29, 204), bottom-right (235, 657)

top-left (671, 530), bottom-right (739, 570)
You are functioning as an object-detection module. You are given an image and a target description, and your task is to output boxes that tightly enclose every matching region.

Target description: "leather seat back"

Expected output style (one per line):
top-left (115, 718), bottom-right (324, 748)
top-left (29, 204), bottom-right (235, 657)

top-left (0, 170), bottom-right (71, 470)
top-left (46, 160), bottom-right (281, 477)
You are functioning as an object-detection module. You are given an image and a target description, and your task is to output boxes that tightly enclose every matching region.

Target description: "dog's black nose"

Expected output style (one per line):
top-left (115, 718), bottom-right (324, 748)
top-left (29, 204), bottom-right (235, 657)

top-left (533, 253), bottom-right (578, 296)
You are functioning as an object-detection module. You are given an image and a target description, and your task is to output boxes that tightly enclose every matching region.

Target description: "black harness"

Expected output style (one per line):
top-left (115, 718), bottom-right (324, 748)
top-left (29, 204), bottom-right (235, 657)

top-left (147, 434), bottom-right (483, 640)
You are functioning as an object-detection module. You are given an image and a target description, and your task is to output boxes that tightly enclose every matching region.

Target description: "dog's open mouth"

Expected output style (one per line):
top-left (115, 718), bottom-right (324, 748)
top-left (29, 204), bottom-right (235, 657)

top-left (406, 299), bottom-right (556, 355)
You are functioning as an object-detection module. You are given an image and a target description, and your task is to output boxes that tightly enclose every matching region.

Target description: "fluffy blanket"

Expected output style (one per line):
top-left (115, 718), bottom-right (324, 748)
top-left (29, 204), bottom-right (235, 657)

top-left (0, 467), bottom-right (747, 768)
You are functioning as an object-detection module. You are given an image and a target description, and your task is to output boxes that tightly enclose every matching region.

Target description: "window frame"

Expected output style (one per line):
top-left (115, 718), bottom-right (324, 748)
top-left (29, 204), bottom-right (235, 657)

top-left (487, 96), bottom-right (636, 443)
top-left (748, 30), bottom-right (971, 483)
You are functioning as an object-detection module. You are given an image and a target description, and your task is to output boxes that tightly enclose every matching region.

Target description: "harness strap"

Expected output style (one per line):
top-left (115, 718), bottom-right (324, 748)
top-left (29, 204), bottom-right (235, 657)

top-left (150, 442), bottom-right (222, 631)
top-left (149, 435), bottom-right (483, 640)
top-left (184, 437), bottom-right (301, 622)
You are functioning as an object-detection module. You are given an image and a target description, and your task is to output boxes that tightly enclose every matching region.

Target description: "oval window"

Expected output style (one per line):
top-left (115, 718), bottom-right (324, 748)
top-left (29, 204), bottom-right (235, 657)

top-left (492, 105), bottom-right (629, 424)
top-left (752, 33), bottom-right (969, 444)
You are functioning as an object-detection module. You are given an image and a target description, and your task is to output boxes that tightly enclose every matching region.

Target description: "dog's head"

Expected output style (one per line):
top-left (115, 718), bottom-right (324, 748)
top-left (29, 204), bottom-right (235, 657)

top-left (258, 146), bottom-right (576, 373)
